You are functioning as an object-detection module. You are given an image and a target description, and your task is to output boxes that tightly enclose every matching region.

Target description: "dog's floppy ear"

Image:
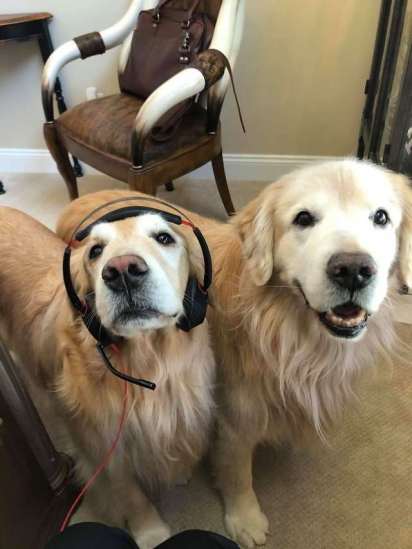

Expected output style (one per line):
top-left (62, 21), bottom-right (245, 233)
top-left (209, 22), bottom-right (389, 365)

top-left (70, 247), bottom-right (93, 300)
top-left (395, 173), bottom-right (412, 291)
top-left (235, 185), bottom-right (276, 286)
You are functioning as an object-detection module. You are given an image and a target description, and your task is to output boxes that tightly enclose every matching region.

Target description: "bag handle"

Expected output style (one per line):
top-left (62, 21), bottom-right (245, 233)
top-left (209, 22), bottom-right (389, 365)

top-left (151, 100), bottom-right (193, 142)
top-left (153, 0), bottom-right (201, 25)
top-left (208, 50), bottom-right (246, 133)
top-left (152, 50), bottom-right (246, 143)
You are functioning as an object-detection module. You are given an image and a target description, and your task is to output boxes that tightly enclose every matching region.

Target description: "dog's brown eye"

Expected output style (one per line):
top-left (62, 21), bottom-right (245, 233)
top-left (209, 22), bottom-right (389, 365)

top-left (89, 245), bottom-right (103, 259)
top-left (374, 209), bottom-right (389, 226)
top-left (294, 211), bottom-right (315, 228)
top-left (156, 232), bottom-right (175, 245)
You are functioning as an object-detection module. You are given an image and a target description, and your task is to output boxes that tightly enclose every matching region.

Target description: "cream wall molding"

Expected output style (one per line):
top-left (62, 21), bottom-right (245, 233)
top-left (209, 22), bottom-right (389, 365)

top-left (0, 149), bottom-right (341, 181)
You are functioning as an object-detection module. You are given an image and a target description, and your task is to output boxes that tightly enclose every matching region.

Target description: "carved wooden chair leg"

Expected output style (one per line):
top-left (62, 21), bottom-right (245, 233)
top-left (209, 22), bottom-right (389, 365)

top-left (128, 170), bottom-right (156, 196)
top-left (165, 181), bottom-right (175, 192)
top-left (211, 150), bottom-right (235, 216)
top-left (44, 124), bottom-right (78, 200)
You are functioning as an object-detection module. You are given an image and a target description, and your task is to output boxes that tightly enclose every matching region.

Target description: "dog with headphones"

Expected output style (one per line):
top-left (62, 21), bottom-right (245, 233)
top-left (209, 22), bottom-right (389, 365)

top-left (0, 202), bottom-right (215, 549)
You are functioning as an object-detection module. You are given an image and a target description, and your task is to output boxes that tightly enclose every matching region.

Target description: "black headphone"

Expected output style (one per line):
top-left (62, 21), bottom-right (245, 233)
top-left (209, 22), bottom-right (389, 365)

top-left (62, 197), bottom-right (212, 390)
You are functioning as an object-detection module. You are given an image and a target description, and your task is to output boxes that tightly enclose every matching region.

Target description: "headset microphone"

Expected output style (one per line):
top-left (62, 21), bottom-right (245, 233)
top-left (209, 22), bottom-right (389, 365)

top-left (63, 197), bottom-right (212, 389)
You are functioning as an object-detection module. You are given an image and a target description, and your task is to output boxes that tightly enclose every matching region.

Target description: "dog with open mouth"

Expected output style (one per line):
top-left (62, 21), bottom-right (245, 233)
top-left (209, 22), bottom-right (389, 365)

top-left (291, 202), bottom-right (394, 341)
top-left (0, 207), bottom-right (215, 549)
top-left (56, 160), bottom-right (412, 548)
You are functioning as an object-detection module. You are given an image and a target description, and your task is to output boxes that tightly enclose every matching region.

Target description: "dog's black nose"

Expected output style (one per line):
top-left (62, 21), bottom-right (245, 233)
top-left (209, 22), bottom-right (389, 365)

top-left (102, 255), bottom-right (148, 293)
top-left (327, 252), bottom-right (377, 291)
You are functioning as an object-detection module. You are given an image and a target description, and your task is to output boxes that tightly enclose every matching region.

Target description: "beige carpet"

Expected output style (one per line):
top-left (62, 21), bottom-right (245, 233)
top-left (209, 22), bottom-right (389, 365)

top-left (157, 331), bottom-right (412, 549)
top-left (0, 172), bottom-right (270, 228)
top-left (1, 172), bottom-right (411, 549)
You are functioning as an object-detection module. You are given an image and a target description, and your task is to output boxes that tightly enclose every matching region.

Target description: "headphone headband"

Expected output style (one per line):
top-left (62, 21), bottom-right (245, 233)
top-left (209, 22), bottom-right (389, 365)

top-left (74, 207), bottom-right (184, 242)
top-left (69, 196), bottom-right (199, 241)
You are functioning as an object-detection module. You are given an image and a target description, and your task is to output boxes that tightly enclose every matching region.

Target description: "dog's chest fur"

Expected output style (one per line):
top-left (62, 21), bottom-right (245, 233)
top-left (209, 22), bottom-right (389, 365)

top-left (211, 282), bottom-right (396, 447)
top-left (56, 325), bottom-right (215, 487)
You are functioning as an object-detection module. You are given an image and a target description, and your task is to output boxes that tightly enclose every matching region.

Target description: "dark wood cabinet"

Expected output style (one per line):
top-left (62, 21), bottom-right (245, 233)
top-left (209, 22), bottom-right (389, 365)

top-left (0, 337), bottom-right (75, 549)
top-left (357, 0), bottom-right (412, 176)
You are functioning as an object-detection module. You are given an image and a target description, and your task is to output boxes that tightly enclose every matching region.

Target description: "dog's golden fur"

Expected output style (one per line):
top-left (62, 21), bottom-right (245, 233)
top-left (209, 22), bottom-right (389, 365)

top-left (0, 207), bottom-right (215, 549)
top-left (56, 160), bottom-right (412, 548)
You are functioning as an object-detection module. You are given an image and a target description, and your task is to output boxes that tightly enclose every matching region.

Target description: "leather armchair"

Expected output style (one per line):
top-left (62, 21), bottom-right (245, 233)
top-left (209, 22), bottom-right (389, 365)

top-left (42, 0), bottom-right (245, 215)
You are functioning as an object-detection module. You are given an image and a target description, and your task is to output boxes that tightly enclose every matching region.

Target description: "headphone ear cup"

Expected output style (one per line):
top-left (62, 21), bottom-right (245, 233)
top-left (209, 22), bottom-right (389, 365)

top-left (177, 278), bottom-right (208, 332)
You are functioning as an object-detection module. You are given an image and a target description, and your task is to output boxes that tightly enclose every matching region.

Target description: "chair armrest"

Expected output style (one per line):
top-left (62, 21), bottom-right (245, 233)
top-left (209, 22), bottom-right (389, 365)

top-left (207, 0), bottom-right (245, 132)
top-left (131, 49), bottom-right (227, 167)
top-left (42, 0), bottom-right (149, 122)
top-left (189, 50), bottom-right (227, 90)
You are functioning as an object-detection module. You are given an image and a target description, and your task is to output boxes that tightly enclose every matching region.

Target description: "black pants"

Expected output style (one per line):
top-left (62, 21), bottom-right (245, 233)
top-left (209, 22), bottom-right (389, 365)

top-left (46, 523), bottom-right (239, 549)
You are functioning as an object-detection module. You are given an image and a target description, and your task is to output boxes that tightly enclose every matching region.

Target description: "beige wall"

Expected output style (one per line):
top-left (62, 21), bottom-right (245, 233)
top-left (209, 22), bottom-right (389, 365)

top-left (0, 0), bottom-right (380, 156)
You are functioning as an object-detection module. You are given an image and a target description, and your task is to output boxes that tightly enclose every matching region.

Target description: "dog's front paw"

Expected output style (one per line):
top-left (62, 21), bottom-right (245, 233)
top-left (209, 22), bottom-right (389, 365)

top-left (225, 506), bottom-right (269, 548)
top-left (133, 522), bottom-right (171, 549)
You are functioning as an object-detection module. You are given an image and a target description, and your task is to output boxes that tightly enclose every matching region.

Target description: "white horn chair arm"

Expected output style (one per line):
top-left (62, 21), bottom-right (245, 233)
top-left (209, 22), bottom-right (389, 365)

top-left (42, 0), bottom-right (149, 122)
top-left (130, 50), bottom-right (228, 168)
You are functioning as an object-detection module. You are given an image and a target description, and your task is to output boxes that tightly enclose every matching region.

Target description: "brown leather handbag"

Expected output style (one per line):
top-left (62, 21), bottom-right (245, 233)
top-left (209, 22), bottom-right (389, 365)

top-left (120, 0), bottom-right (214, 99)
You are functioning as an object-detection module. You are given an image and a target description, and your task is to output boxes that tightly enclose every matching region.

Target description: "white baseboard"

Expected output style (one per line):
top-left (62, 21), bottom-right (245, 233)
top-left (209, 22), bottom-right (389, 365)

top-left (190, 154), bottom-right (340, 180)
top-left (0, 148), bottom-right (57, 175)
top-left (0, 148), bottom-right (339, 181)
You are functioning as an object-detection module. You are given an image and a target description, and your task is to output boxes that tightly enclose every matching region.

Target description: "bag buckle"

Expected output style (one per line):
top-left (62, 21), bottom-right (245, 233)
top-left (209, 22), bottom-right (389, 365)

top-left (181, 19), bottom-right (191, 29)
top-left (180, 30), bottom-right (191, 51)
top-left (152, 12), bottom-right (160, 24)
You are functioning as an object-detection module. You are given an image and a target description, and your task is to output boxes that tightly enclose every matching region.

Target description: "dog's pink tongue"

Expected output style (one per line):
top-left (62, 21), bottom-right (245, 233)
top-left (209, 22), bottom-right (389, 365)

top-left (332, 302), bottom-right (361, 318)
top-left (326, 302), bottom-right (366, 328)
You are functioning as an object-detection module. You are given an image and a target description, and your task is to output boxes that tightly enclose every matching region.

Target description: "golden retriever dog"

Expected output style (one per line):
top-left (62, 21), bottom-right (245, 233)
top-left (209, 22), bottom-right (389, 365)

top-left (0, 207), bottom-right (215, 549)
top-left (56, 160), bottom-right (412, 548)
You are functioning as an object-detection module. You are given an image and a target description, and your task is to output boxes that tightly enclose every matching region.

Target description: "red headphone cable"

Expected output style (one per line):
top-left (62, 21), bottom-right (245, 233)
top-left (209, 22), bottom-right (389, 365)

top-left (60, 344), bottom-right (128, 532)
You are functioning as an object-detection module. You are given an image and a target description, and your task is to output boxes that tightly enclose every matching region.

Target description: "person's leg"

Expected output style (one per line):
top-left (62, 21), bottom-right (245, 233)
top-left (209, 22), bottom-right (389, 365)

top-left (46, 525), bottom-right (239, 549)
top-left (45, 522), bottom-right (138, 549)
top-left (156, 530), bottom-right (240, 549)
